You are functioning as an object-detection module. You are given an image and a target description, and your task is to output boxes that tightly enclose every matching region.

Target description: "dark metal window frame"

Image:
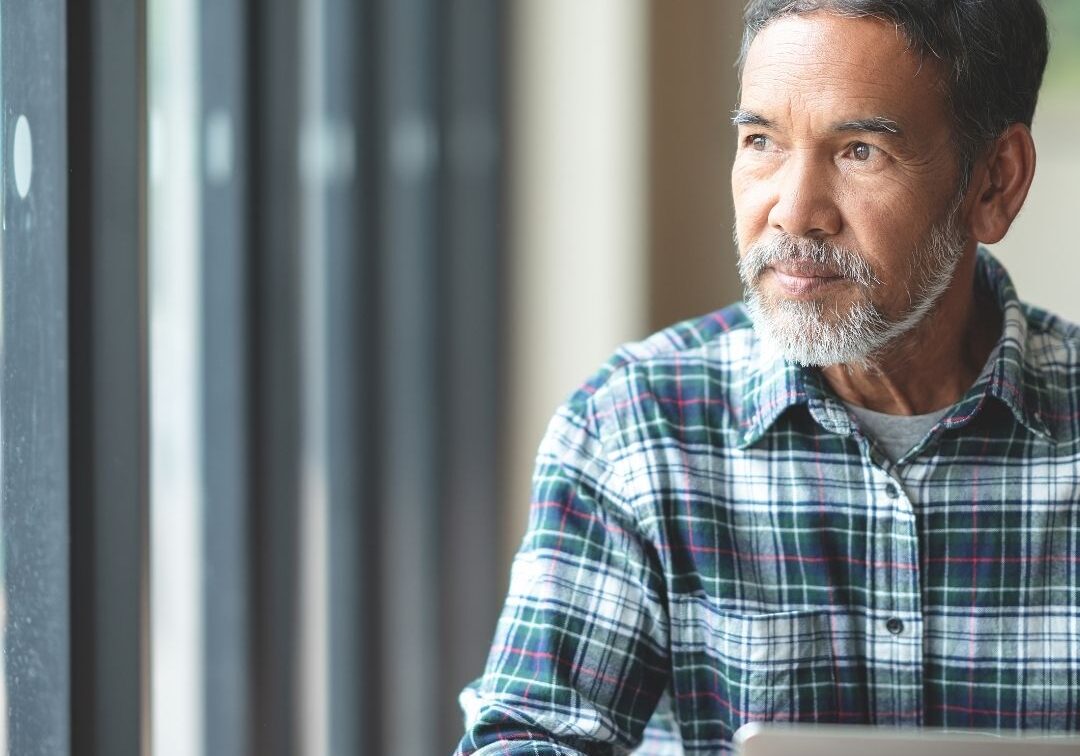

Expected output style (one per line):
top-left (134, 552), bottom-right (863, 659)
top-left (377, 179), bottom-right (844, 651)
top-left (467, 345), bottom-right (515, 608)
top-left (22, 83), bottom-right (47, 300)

top-left (68, 0), bottom-right (148, 752)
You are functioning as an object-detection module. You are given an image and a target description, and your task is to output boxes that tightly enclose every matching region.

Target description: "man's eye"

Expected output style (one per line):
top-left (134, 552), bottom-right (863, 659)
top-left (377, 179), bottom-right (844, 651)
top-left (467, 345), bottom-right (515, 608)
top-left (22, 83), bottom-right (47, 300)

top-left (748, 134), bottom-right (770, 151)
top-left (850, 142), bottom-right (874, 161)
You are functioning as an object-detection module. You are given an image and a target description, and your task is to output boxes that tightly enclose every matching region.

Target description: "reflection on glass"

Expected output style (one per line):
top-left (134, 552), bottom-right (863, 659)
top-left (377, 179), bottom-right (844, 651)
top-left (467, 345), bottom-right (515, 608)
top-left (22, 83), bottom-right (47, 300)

top-left (13, 115), bottom-right (32, 199)
top-left (204, 109), bottom-right (234, 186)
top-left (298, 0), bottom-right (332, 753)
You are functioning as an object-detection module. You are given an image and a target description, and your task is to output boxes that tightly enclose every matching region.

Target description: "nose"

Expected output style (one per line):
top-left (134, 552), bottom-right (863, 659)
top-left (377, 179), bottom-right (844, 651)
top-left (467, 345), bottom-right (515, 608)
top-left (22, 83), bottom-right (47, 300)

top-left (767, 152), bottom-right (841, 239)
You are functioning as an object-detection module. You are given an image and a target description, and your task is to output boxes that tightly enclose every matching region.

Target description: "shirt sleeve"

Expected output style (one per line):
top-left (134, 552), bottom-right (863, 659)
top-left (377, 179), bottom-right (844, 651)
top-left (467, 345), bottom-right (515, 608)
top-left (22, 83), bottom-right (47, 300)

top-left (454, 402), bottom-right (671, 755)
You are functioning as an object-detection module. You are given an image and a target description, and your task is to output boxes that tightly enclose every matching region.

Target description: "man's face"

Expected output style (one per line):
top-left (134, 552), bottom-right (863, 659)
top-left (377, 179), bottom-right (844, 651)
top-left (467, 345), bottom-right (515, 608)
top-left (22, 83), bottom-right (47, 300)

top-left (732, 12), bottom-right (971, 366)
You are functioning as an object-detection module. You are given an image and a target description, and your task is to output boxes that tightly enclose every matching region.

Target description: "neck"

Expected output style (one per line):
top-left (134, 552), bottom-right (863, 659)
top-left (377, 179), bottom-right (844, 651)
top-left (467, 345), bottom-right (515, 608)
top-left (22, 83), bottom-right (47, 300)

top-left (820, 249), bottom-right (1002, 416)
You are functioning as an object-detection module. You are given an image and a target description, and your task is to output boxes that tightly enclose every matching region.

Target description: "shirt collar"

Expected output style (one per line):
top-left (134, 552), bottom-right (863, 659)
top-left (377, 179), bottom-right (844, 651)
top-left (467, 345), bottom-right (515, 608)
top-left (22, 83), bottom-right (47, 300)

top-left (736, 247), bottom-right (1054, 450)
top-left (946, 248), bottom-right (1054, 442)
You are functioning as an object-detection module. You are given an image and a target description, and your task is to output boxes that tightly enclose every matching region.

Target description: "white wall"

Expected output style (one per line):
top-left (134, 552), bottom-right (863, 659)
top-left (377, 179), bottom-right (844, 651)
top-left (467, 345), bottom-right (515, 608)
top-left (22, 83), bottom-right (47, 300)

top-left (991, 102), bottom-right (1080, 322)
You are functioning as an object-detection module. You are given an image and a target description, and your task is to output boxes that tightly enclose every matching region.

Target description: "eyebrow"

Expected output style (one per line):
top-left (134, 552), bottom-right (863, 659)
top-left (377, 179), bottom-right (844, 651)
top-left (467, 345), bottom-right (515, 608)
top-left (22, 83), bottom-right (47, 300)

top-left (834, 116), bottom-right (903, 136)
top-left (732, 110), bottom-right (904, 137)
top-left (731, 109), bottom-right (772, 128)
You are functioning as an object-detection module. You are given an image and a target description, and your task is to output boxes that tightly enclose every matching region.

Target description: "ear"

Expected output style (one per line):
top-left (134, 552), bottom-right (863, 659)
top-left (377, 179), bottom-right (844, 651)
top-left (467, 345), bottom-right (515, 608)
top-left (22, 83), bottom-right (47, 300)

top-left (966, 124), bottom-right (1037, 245)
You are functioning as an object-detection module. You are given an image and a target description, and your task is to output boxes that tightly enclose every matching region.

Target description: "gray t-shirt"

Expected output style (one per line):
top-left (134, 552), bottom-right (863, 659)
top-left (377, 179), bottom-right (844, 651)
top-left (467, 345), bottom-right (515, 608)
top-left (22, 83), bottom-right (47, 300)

top-left (843, 402), bottom-right (951, 462)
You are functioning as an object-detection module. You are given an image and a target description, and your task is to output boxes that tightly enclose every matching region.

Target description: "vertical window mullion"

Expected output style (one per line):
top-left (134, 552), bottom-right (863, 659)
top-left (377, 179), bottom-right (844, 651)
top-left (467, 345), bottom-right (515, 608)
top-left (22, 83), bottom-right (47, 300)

top-left (249, 0), bottom-right (302, 753)
top-left (200, 0), bottom-right (250, 752)
top-left (69, 0), bottom-right (149, 753)
top-left (315, 0), bottom-right (368, 753)
top-left (375, 0), bottom-right (441, 751)
top-left (436, 0), bottom-right (506, 743)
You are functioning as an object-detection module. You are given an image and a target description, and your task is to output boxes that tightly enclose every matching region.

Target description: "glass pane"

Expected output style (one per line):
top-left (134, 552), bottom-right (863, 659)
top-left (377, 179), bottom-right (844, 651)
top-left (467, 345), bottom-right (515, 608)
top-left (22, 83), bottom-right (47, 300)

top-left (148, 0), bottom-right (205, 753)
top-left (0, 1), bottom-right (71, 753)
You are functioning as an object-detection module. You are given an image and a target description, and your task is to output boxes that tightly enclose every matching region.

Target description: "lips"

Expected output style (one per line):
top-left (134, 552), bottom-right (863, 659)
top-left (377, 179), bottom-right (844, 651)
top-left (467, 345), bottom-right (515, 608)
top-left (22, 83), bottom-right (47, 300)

top-left (769, 263), bottom-right (844, 297)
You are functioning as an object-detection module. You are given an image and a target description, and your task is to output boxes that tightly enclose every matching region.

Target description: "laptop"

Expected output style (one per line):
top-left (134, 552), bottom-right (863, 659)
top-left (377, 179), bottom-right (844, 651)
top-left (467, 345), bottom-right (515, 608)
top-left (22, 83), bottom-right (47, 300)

top-left (733, 722), bottom-right (1080, 755)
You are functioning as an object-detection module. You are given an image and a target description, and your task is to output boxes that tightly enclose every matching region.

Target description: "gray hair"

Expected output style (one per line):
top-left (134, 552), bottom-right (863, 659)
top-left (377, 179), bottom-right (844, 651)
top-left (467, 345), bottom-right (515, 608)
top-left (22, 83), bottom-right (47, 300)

top-left (739, 0), bottom-right (1050, 186)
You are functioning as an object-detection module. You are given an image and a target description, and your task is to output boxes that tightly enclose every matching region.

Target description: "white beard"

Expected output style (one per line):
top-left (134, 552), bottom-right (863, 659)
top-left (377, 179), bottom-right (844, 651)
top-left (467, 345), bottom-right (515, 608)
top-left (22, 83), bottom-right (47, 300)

top-left (738, 215), bottom-right (967, 368)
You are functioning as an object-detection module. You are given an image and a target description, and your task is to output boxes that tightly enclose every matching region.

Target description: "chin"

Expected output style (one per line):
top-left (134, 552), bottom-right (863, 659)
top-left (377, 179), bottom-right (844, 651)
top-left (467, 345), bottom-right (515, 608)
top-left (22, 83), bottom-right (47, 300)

top-left (746, 287), bottom-right (888, 368)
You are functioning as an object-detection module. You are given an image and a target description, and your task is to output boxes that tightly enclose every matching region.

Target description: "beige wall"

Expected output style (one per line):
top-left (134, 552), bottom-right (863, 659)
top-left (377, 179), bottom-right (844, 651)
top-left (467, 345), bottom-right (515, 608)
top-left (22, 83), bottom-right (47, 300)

top-left (648, 1), bottom-right (745, 332)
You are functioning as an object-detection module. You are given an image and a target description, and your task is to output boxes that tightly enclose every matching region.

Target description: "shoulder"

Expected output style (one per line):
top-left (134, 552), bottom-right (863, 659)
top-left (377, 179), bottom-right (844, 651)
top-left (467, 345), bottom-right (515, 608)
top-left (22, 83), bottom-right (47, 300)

top-left (567, 302), bottom-right (754, 403)
top-left (557, 302), bottom-right (761, 451)
top-left (1018, 302), bottom-right (1080, 441)
top-left (1022, 302), bottom-right (1080, 373)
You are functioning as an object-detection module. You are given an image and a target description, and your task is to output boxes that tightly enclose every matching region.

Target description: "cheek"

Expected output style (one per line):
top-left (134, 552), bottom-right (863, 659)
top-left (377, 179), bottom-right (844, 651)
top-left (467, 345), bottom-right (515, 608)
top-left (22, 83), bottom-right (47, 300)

top-left (839, 172), bottom-right (937, 242)
top-left (731, 164), bottom-right (774, 240)
top-left (837, 187), bottom-right (927, 272)
top-left (844, 231), bottom-right (928, 314)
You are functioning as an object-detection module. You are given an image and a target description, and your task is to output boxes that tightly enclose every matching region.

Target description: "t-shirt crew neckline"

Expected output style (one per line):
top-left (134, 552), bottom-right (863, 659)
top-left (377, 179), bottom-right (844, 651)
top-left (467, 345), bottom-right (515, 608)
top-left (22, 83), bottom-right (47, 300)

top-left (842, 401), bottom-right (953, 463)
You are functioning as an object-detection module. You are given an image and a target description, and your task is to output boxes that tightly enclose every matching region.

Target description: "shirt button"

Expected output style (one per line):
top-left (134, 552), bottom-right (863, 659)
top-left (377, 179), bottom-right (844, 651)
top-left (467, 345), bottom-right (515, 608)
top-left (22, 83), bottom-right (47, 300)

top-left (886, 617), bottom-right (904, 635)
top-left (884, 482), bottom-right (900, 499)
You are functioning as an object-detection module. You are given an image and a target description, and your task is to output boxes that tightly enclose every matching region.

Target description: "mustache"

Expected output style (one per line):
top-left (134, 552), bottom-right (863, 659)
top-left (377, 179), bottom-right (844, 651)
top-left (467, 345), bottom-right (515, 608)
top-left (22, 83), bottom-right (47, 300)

top-left (738, 235), bottom-right (880, 288)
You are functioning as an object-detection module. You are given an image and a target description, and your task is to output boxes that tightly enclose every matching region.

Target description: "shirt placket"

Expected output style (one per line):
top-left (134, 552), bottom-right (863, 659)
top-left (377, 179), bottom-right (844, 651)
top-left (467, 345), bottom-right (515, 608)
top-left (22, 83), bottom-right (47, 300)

top-left (867, 450), bottom-right (925, 726)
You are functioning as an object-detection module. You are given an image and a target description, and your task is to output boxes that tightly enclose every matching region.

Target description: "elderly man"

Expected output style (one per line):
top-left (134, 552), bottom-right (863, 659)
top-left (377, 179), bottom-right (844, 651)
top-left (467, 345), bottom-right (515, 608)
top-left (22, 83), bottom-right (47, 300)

top-left (457, 1), bottom-right (1072, 753)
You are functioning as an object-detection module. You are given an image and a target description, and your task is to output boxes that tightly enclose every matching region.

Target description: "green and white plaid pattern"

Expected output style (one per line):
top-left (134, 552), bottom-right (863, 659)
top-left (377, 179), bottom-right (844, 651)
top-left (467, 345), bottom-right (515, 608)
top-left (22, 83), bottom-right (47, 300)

top-left (455, 250), bottom-right (1080, 755)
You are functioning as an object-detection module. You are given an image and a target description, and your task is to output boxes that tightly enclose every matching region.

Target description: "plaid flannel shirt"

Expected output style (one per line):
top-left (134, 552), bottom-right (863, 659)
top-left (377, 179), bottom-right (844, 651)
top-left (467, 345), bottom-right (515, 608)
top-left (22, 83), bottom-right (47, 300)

top-left (455, 249), bottom-right (1080, 755)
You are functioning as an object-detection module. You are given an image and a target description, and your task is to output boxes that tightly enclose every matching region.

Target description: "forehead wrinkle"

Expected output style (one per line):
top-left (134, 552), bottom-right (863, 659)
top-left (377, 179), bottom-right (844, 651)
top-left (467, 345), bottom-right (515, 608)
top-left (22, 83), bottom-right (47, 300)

top-left (743, 51), bottom-right (919, 114)
top-left (739, 19), bottom-right (949, 145)
top-left (751, 11), bottom-right (917, 74)
top-left (746, 48), bottom-right (914, 99)
top-left (742, 13), bottom-right (934, 100)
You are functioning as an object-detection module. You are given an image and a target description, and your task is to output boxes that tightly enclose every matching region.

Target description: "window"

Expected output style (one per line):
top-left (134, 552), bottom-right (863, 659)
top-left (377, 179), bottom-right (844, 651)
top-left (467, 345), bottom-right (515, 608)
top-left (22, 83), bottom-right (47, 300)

top-left (62, 0), bottom-right (506, 754)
